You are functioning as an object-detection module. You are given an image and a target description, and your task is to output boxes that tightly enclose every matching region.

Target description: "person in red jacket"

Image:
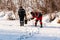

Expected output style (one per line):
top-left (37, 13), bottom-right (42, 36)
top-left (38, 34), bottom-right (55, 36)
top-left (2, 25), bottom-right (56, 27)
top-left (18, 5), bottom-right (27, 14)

top-left (31, 11), bottom-right (36, 19)
top-left (31, 10), bottom-right (43, 28)
top-left (35, 11), bottom-right (42, 28)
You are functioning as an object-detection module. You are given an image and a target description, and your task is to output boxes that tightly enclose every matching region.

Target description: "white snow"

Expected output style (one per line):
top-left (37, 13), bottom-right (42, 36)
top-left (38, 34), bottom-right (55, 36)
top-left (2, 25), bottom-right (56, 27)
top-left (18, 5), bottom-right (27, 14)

top-left (0, 11), bottom-right (60, 40)
top-left (0, 19), bottom-right (60, 40)
top-left (0, 11), bottom-right (16, 20)
top-left (0, 11), bottom-right (5, 17)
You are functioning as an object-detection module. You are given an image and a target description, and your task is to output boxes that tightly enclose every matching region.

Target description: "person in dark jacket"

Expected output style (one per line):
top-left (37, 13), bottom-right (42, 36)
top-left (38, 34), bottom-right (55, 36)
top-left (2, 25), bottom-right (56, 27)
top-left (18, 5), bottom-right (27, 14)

top-left (18, 6), bottom-right (26, 26)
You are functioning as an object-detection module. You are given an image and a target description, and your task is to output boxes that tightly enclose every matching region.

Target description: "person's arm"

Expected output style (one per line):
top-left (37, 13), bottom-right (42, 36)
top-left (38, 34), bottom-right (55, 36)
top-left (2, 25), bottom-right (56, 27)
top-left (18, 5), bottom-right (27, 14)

top-left (24, 10), bottom-right (26, 16)
top-left (24, 10), bottom-right (27, 20)
top-left (30, 12), bottom-right (34, 20)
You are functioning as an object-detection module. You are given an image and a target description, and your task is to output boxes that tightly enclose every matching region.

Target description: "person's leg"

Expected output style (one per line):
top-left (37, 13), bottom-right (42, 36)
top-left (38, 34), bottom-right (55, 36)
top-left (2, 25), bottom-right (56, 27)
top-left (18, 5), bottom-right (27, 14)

top-left (35, 20), bottom-right (38, 27)
top-left (24, 15), bottom-right (28, 24)
top-left (20, 17), bottom-right (24, 26)
top-left (40, 20), bottom-right (43, 28)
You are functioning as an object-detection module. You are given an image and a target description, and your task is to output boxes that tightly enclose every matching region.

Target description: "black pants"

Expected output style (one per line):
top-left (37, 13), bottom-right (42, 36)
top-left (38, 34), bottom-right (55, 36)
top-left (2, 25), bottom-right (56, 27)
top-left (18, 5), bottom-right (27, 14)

top-left (20, 17), bottom-right (24, 26)
top-left (35, 20), bottom-right (42, 28)
top-left (25, 20), bottom-right (27, 24)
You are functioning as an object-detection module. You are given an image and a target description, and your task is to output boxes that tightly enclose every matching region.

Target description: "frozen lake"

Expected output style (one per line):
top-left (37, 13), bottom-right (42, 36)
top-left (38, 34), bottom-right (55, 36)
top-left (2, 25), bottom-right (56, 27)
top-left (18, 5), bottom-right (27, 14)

top-left (0, 20), bottom-right (60, 40)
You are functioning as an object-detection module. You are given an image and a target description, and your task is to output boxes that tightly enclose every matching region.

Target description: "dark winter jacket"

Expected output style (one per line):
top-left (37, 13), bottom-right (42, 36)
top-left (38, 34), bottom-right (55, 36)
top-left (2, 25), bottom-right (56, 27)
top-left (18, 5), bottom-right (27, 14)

top-left (18, 8), bottom-right (26, 18)
top-left (31, 12), bottom-right (42, 20)
top-left (37, 12), bottom-right (42, 18)
top-left (36, 12), bottom-right (42, 20)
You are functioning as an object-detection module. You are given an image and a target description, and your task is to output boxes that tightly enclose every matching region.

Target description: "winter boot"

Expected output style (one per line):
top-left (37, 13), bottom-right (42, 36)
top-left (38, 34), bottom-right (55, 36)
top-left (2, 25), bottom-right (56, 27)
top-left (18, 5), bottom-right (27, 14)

top-left (40, 24), bottom-right (43, 28)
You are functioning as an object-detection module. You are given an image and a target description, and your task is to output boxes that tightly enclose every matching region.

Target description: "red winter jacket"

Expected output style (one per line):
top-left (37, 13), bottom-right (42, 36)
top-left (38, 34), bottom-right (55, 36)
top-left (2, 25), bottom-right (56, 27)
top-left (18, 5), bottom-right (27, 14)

top-left (31, 12), bottom-right (42, 20)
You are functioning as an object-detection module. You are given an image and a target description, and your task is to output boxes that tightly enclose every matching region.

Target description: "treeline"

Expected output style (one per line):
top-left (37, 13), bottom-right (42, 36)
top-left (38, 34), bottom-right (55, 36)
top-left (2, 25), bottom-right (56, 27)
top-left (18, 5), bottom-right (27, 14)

top-left (0, 0), bottom-right (60, 14)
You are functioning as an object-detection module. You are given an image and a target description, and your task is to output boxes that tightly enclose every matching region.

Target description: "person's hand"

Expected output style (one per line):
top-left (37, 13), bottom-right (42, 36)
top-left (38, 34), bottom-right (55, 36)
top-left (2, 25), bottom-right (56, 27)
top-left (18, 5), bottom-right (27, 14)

top-left (31, 18), bottom-right (34, 20)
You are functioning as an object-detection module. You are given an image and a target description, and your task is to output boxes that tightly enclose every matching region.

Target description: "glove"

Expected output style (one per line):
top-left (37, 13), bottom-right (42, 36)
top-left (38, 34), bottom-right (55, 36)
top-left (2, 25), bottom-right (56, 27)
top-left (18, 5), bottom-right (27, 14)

top-left (31, 18), bottom-right (34, 20)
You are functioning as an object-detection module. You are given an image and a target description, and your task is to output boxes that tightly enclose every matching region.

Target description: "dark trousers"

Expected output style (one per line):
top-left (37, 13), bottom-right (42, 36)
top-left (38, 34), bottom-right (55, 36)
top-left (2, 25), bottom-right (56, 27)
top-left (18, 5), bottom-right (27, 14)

top-left (20, 17), bottom-right (24, 26)
top-left (25, 20), bottom-right (27, 24)
top-left (35, 20), bottom-right (42, 28)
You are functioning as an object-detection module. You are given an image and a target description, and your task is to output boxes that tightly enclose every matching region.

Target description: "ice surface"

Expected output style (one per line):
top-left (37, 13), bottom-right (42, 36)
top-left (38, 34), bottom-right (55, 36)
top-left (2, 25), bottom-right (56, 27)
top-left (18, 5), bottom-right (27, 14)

top-left (0, 11), bottom-right (60, 40)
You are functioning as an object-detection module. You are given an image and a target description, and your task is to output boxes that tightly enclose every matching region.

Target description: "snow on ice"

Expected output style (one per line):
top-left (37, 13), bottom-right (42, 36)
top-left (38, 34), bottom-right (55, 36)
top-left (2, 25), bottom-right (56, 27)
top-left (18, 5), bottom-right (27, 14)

top-left (0, 11), bottom-right (60, 40)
